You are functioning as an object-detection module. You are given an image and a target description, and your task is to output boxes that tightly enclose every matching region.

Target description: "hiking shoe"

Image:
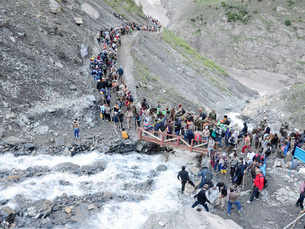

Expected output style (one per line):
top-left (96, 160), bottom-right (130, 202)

top-left (227, 213), bottom-right (231, 216)
top-left (247, 200), bottom-right (251, 204)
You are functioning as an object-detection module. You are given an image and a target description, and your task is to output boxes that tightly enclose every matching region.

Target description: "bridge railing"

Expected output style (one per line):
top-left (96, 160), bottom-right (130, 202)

top-left (137, 128), bottom-right (208, 154)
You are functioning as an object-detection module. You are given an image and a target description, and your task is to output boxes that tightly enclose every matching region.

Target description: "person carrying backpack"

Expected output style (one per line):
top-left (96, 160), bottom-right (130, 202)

top-left (248, 168), bottom-right (264, 203)
top-left (177, 166), bottom-right (195, 193)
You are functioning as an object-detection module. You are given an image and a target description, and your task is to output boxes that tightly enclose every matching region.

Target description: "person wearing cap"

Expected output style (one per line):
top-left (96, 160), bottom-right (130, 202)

top-left (177, 166), bottom-right (195, 193)
top-left (192, 184), bottom-right (211, 212)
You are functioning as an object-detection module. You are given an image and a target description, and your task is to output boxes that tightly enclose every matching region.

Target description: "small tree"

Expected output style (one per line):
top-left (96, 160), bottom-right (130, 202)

top-left (285, 19), bottom-right (292, 26)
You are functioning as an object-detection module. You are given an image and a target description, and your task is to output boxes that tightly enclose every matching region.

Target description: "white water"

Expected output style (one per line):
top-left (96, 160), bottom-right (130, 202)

top-left (0, 151), bottom-right (184, 229)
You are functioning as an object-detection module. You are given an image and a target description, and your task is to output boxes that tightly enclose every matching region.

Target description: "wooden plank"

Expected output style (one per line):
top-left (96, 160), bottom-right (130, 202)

top-left (164, 138), bottom-right (178, 143)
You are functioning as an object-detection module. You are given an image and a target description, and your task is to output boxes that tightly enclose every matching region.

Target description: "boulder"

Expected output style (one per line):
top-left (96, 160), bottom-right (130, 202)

top-left (23, 143), bottom-right (35, 151)
top-left (135, 140), bottom-right (162, 154)
top-left (49, 0), bottom-right (62, 14)
top-left (74, 17), bottom-right (83, 25)
top-left (0, 206), bottom-right (16, 225)
top-left (106, 142), bottom-right (136, 154)
top-left (141, 207), bottom-right (242, 229)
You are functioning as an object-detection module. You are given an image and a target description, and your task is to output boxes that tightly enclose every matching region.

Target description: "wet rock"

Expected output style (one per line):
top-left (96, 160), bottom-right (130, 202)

top-left (136, 140), bottom-right (162, 154)
top-left (0, 206), bottom-right (16, 225)
top-left (59, 180), bottom-right (71, 186)
top-left (69, 144), bottom-right (92, 156)
top-left (106, 142), bottom-right (136, 154)
top-left (23, 143), bottom-right (35, 152)
top-left (135, 179), bottom-right (154, 191)
top-left (0, 199), bottom-right (9, 206)
top-left (80, 161), bottom-right (106, 175)
top-left (156, 164), bottom-right (167, 172)
top-left (54, 162), bottom-right (80, 174)
top-left (26, 200), bottom-right (53, 219)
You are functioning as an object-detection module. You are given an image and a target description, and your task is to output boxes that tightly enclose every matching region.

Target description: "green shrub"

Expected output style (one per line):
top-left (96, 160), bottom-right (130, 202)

top-left (221, 3), bottom-right (250, 24)
top-left (285, 19), bottom-right (292, 26)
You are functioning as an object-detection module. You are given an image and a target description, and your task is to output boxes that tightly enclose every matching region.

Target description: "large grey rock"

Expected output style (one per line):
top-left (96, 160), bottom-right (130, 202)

top-left (141, 207), bottom-right (242, 229)
top-left (49, 0), bottom-right (61, 14)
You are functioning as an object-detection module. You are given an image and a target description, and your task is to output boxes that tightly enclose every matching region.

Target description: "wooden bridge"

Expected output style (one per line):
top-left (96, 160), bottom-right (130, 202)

top-left (137, 128), bottom-right (208, 154)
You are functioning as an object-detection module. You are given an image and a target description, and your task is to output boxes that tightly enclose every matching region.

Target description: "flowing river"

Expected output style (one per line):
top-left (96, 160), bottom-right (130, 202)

top-left (0, 150), bottom-right (185, 228)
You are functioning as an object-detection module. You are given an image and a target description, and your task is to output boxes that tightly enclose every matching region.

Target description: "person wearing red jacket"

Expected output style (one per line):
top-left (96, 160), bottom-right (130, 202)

top-left (247, 168), bottom-right (264, 203)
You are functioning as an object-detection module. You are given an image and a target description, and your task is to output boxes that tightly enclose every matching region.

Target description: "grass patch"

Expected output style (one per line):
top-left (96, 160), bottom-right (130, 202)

top-left (161, 29), bottom-right (228, 76)
top-left (104, 0), bottom-right (145, 17)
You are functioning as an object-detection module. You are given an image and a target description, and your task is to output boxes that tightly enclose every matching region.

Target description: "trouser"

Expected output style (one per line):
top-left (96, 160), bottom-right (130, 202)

top-left (250, 187), bottom-right (260, 201)
top-left (192, 201), bottom-right (209, 212)
top-left (74, 128), bottom-right (80, 138)
top-left (181, 179), bottom-right (195, 193)
top-left (296, 192), bottom-right (305, 209)
top-left (228, 201), bottom-right (241, 214)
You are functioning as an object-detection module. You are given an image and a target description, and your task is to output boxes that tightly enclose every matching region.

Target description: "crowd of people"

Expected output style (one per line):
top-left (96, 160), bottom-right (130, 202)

top-left (85, 17), bottom-right (161, 140)
top-left (73, 10), bottom-right (305, 223)
top-left (175, 112), bottom-right (305, 217)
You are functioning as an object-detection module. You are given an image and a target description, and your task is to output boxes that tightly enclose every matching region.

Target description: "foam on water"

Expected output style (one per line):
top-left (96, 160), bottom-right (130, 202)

top-left (82, 158), bottom-right (183, 229)
top-left (1, 150), bottom-right (187, 228)
top-left (0, 152), bottom-right (170, 202)
top-left (0, 151), bottom-right (101, 170)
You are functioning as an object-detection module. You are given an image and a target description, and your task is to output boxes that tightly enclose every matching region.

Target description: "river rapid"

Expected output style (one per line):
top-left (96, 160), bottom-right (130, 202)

top-left (0, 150), bottom-right (186, 228)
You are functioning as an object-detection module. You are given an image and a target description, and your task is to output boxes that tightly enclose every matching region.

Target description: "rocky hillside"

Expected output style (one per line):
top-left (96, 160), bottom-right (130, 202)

top-left (0, 0), bottom-right (145, 143)
top-left (0, 0), bottom-right (262, 143)
top-left (165, 0), bottom-right (305, 128)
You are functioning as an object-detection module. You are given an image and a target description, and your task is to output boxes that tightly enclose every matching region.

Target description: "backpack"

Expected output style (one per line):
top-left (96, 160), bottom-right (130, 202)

top-left (204, 171), bottom-right (213, 182)
top-left (258, 174), bottom-right (265, 190)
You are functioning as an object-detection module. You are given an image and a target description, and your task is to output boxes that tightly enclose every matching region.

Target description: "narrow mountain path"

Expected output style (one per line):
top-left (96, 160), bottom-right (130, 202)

top-left (118, 32), bottom-right (139, 102)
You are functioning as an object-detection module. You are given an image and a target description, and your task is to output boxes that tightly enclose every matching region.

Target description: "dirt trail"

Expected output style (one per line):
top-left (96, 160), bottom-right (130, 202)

top-left (119, 32), bottom-right (139, 101)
